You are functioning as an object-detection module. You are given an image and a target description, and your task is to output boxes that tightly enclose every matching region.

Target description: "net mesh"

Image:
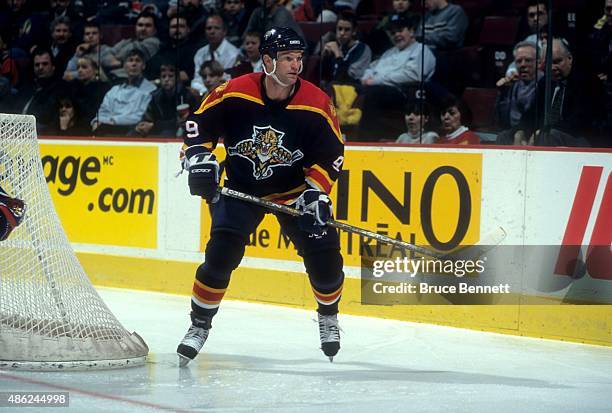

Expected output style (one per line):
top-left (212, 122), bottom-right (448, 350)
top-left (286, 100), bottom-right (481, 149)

top-left (0, 114), bottom-right (148, 369)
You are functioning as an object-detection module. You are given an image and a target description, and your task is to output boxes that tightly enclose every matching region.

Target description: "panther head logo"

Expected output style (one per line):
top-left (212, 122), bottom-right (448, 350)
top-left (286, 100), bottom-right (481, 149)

top-left (227, 125), bottom-right (304, 180)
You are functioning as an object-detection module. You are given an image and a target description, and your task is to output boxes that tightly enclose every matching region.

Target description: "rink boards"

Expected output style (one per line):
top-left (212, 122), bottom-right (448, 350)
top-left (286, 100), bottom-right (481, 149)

top-left (38, 137), bottom-right (612, 346)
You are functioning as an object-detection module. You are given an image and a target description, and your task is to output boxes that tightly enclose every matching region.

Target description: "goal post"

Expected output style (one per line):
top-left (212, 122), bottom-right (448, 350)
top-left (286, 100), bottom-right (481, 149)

top-left (0, 114), bottom-right (148, 370)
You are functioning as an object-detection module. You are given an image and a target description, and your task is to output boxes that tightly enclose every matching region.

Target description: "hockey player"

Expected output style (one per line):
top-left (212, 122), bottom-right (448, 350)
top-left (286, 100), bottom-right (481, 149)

top-left (0, 186), bottom-right (25, 241)
top-left (177, 27), bottom-right (345, 366)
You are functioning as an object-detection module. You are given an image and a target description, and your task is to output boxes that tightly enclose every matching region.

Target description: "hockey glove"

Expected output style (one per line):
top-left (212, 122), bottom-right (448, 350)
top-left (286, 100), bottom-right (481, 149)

top-left (185, 147), bottom-right (219, 203)
top-left (296, 189), bottom-right (332, 235)
top-left (0, 188), bottom-right (25, 241)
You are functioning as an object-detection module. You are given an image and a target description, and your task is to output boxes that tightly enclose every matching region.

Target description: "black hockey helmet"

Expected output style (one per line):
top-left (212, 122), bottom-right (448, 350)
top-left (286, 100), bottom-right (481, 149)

top-left (259, 27), bottom-right (306, 58)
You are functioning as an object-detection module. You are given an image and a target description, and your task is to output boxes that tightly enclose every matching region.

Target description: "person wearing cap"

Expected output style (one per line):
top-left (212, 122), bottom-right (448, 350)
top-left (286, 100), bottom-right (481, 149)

top-left (176, 27), bottom-right (345, 366)
top-left (359, 14), bottom-right (436, 139)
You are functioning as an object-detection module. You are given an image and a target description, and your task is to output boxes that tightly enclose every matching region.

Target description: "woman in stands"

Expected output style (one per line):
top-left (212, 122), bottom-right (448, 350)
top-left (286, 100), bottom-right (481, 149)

top-left (436, 95), bottom-right (480, 144)
top-left (67, 56), bottom-right (110, 130)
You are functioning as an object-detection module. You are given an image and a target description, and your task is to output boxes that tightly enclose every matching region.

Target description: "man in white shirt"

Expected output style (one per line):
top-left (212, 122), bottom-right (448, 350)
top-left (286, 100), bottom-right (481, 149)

top-left (191, 14), bottom-right (240, 96)
top-left (92, 49), bottom-right (156, 136)
top-left (358, 14), bottom-right (436, 140)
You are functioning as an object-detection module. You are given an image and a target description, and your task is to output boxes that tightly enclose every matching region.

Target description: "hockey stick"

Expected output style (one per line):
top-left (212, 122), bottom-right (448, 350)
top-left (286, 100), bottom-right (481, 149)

top-left (218, 187), bottom-right (446, 259)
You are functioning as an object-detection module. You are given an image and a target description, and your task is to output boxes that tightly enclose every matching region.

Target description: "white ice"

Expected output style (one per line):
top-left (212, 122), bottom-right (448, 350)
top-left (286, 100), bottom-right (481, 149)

top-left (1, 287), bottom-right (611, 413)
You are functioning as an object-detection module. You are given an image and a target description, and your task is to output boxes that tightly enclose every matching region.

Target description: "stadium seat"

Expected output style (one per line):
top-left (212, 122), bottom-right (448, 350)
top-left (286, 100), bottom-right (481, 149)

top-left (302, 54), bottom-right (322, 85)
top-left (357, 19), bottom-right (378, 36)
top-left (461, 87), bottom-right (499, 131)
top-left (478, 16), bottom-right (520, 46)
top-left (100, 24), bottom-right (134, 46)
top-left (298, 22), bottom-right (336, 51)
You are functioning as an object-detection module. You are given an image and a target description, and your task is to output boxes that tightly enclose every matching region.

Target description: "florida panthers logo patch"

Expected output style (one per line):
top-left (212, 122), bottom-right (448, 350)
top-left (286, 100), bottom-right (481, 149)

top-left (227, 125), bottom-right (304, 180)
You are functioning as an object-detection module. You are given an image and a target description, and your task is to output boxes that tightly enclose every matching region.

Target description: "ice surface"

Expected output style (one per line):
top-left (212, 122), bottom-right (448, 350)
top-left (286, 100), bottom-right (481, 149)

top-left (1, 287), bottom-right (611, 412)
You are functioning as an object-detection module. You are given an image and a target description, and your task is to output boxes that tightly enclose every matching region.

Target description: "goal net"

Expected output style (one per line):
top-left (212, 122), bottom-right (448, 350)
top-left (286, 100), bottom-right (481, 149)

top-left (0, 114), bottom-right (148, 370)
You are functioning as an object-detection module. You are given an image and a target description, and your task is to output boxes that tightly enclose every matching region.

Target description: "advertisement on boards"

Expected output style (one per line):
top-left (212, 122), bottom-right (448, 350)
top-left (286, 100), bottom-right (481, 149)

top-left (40, 143), bottom-right (158, 248)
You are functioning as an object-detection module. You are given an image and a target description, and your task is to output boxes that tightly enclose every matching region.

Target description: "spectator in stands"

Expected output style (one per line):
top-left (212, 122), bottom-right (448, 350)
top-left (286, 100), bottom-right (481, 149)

top-left (68, 56), bottom-right (111, 126)
top-left (511, 38), bottom-right (607, 147)
top-left (416, 0), bottom-right (468, 51)
top-left (63, 22), bottom-right (110, 81)
top-left (135, 62), bottom-right (198, 137)
top-left (191, 15), bottom-right (239, 96)
top-left (55, 94), bottom-right (88, 135)
top-left (358, 14), bottom-right (435, 139)
top-left (0, 0), bottom-right (49, 58)
top-left (230, 31), bottom-right (263, 77)
top-left (0, 33), bottom-right (19, 88)
top-left (436, 95), bottom-right (480, 144)
top-left (244, 0), bottom-right (304, 42)
top-left (49, 0), bottom-right (84, 38)
top-left (200, 60), bottom-right (226, 93)
top-left (145, 14), bottom-right (202, 84)
top-left (495, 41), bottom-right (541, 136)
top-left (18, 48), bottom-right (68, 134)
top-left (589, 0), bottom-right (612, 84)
top-left (222, 0), bottom-right (249, 48)
top-left (320, 12), bottom-right (372, 86)
top-left (92, 49), bottom-right (156, 136)
top-left (369, 0), bottom-right (415, 57)
top-left (101, 10), bottom-right (160, 81)
top-left (519, 0), bottom-right (548, 45)
top-left (49, 16), bottom-right (77, 74)
top-left (167, 0), bottom-right (211, 36)
top-left (396, 101), bottom-right (438, 144)
top-left (361, 15), bottom-right (435, 87)
top-left (93, 0), bottom-right (136, 25)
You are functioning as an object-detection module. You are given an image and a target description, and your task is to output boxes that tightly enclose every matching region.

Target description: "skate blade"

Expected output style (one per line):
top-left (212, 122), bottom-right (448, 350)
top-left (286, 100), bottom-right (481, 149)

top-left (178, 354), bottom-right (192, 368)
top-left (328, 356), bottom-right (334, 363)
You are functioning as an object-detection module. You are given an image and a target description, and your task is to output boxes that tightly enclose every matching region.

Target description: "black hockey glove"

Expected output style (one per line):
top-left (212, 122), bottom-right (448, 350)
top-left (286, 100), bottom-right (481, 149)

top-left (0, 187), bottom-right (25, 241)
top-left (296, 188), bottom-right (332, 235)
top-left (185, 147), bottom-right (219, 203)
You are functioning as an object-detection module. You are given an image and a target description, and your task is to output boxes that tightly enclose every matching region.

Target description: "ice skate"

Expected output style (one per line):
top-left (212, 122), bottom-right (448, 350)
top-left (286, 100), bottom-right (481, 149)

top-left (177, 314), bottom-right (211, 367)
top-left (318, 313), bottom-right (340, 362)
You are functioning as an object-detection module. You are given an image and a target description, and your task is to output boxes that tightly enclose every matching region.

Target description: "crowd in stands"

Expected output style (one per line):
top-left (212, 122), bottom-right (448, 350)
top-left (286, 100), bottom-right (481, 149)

top-left (0, 0), bottom-right (610, 147)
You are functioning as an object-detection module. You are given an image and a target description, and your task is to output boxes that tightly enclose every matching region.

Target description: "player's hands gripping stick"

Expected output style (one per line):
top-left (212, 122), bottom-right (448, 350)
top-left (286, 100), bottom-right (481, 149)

top-left (185, 147), bottom-right (219, 203)
top-left (296, 188), bottom-right (332, 235)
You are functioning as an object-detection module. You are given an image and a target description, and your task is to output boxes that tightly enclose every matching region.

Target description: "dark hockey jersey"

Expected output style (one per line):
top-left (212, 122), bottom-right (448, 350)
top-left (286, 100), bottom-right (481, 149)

top-left (183, 72), bottom-right (344, 203)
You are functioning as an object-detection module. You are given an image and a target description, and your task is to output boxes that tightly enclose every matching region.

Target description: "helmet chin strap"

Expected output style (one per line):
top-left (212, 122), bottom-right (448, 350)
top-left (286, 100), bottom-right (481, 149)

top-left (263, 57), bottom-right (304, 88)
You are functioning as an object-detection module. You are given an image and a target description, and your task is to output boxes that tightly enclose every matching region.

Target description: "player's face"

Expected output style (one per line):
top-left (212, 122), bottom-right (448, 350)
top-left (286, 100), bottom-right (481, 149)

top-left (83, 26), bottom-right (100, 45)
top-left (77, 58), bottom-right (95, 81)
top-left (243, 35), bottom-right (260, 61)
top-left (124, 55), bottom-right (145, 78)
top-left (515, 46), bottom-right (536, 81)
top-left (170, 17), bottom-right (189, 41)
top-left (205, 17), bottom-right (225, 46)
top-left (135, 17), bottom-right (156, 40)
top-left (393, 0), bottom-right (410, 13)
top-left (335, 20), bottom-right (354, 46)
top-left (274, 50), bottom-right (303, 85)
top-left (605, 0), bottom-right (612, 24)
top-left (441, 106), bottom-right (462, 133)
top-left (52, 23), bottom-right (71, 45)
top-left (33, 54), bottom-right (55, 79)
